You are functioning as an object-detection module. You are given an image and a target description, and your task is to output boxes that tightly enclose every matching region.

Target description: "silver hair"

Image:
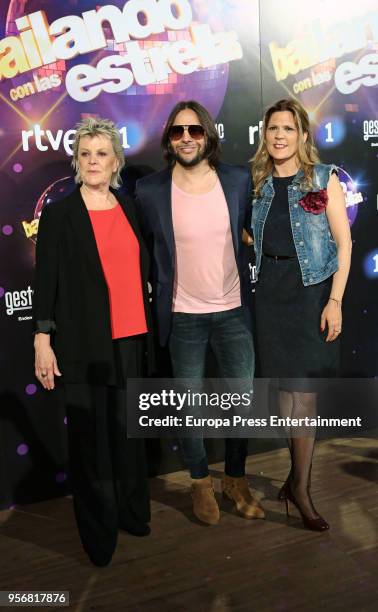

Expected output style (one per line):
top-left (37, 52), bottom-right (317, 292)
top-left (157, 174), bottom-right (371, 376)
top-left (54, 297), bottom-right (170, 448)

top-left (71, 117), bottom-right (125, 189)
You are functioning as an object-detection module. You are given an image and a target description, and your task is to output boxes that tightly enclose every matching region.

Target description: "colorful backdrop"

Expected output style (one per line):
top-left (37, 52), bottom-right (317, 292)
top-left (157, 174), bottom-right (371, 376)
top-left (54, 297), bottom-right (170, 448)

top-left (0, 0), bottom-right (377, 510)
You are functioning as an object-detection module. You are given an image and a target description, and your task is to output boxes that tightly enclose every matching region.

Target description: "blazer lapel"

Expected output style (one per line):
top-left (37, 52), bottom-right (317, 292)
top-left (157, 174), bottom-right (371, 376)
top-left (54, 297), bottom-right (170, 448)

top-left (68, 187), bottom-right (106, 282)
top-left (116, 192), bottom-right (141, 241)
top-left (154, 169), bottom-right (175, 260)
top-left (217, 165), bottom-right (240, 257)
top-left (116, 192), bottom-right (150, 288)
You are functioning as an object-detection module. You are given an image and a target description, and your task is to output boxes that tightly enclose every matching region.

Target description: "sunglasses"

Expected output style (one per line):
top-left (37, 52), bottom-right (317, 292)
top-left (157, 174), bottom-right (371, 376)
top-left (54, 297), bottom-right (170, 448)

top-left (168, 124), bottom-right (205, 141)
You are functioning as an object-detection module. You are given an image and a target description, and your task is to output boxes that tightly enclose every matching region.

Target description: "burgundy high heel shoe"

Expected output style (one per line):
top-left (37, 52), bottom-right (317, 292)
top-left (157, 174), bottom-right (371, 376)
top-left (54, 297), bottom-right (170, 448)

top-left (285, 484), bottom-right (329, 532)
top-left (278, 470), bottom-right (312, 501)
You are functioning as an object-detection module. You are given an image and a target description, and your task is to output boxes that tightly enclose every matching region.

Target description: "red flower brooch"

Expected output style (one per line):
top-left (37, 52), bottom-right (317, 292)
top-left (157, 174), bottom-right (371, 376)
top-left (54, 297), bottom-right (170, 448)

top-left (299, 189), bottom-right (328, 215)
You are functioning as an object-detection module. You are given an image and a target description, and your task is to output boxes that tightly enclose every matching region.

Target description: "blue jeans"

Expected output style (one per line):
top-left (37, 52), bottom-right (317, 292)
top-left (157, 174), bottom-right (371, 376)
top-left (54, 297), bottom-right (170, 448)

top-left (168, 306), bottom-right (254, 479)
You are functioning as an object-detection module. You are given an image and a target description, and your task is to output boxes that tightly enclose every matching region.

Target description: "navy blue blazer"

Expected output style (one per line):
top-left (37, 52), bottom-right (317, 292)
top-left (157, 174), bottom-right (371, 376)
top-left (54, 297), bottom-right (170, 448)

top-left (135, 162), bottom-right (253, 346)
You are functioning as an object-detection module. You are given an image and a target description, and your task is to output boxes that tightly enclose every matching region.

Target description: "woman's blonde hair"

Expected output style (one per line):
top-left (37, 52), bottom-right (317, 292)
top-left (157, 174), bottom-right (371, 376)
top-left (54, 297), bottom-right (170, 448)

top-left (251, 98), bottom-right (320, 197)
top-left (71, 117), bottom-right (125, 189)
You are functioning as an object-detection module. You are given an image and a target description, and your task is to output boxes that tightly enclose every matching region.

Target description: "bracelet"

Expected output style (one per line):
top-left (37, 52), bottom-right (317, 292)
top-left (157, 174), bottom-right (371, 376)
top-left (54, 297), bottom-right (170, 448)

top-left (329, 297), bottom-right (342, 306)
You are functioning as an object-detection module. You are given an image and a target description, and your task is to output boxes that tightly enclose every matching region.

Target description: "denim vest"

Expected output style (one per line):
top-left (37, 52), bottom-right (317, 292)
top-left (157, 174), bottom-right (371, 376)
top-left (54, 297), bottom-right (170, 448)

top-left (251, 163), bottom-right (338, 286)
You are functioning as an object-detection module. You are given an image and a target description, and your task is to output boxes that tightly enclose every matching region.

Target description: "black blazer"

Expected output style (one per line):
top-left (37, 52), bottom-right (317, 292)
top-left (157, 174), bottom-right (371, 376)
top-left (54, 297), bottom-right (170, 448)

top-left (135, 162), bottom-right (252, 346)
top-left (33, 186), bottom-right (153, 384)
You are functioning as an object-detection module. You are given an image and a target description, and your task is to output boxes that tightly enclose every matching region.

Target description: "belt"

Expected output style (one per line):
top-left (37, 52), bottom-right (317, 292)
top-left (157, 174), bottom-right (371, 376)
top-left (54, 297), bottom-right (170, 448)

top-left (263, 252), bottom-right (296, 261)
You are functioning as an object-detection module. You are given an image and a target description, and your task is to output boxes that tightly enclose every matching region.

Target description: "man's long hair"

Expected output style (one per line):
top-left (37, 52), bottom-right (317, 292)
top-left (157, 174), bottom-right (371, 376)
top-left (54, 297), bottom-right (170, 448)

top-left (161, 100), bottom-right (221, 168)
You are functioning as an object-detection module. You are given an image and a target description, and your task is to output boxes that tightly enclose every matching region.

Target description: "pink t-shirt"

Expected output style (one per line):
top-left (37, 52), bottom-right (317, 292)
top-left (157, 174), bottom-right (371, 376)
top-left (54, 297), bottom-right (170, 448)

top-left (172, 179), bottom-right (241, 313)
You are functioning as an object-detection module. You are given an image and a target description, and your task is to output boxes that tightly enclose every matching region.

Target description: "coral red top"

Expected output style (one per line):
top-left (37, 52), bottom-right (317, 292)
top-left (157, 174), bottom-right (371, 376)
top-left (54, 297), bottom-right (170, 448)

top-left (88, 204), bottom-right (147, 339)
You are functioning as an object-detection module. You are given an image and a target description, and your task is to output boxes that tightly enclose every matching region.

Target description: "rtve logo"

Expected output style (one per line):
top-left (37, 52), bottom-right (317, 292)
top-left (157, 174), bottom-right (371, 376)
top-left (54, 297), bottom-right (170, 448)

top-left (21, 123), bottom-right (225, 155)
top-left (249, 121), bottom-right (263, 146)
top-left (21, 125), bottom-right (131, 155)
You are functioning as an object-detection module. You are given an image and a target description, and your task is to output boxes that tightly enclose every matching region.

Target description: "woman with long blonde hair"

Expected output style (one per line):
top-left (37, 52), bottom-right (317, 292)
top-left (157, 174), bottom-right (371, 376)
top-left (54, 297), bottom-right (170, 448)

top-left (251, 98), bottom-right (352, 531)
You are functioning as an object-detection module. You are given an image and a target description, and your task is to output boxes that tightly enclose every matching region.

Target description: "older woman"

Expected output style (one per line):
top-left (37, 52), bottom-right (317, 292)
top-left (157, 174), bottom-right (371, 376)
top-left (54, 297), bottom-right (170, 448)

top-left (33, 118), bottom-right (152, 566)
top-left (251, 99), bottom-right (352, 531)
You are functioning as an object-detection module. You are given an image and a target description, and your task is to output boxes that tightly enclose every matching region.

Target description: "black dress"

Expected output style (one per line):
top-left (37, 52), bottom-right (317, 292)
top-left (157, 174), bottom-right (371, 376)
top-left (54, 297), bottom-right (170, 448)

top-left (254, 175), bottom-right (339, 391)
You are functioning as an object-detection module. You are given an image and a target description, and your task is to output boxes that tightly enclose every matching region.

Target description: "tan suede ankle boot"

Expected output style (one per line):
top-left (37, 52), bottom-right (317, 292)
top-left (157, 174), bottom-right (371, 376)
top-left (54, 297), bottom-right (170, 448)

top-left (221, 475), bottom-right (265, 519)
top-left (191, 475), bottom-right (220, 525)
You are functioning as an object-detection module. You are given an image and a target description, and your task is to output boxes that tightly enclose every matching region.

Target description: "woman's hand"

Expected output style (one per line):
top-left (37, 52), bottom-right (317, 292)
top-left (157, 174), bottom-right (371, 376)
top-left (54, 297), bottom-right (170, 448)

top-left (320, 300), bottom-right (342, 342)
top-left (34, 334), bottom-right (62, 390)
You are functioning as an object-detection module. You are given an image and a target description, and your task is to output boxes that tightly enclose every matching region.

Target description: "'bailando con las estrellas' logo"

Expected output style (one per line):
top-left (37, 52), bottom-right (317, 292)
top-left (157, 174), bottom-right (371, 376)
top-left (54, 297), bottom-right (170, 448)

top-left (3, 0), bottom-right (242, 102)
top-left (5, 1), bottom-right (242, 155)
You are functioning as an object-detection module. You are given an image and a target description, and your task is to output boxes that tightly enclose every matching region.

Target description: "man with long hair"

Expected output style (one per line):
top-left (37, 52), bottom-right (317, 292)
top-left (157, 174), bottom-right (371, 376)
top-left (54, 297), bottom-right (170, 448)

top-left (135, 100), bottom-right (264, 525)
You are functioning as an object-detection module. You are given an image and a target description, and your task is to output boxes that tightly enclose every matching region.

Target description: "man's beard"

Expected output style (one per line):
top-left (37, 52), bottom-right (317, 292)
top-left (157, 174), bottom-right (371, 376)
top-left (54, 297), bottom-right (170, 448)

top-left (171, 147), bottom-right (206, 168)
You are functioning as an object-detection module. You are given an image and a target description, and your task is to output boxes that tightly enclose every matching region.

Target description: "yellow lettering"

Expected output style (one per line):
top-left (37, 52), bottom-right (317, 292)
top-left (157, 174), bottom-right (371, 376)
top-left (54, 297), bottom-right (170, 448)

top-left (269, 41), bottom-right (288, 81)
top-left (19, 29), bottom-right (42, 69)
top-left (293, 77), bottom-right (312, 94)
top-left (0, 36), bottom-right (29, 79)
top-left (22, 219), bottom-right (39, 238)
top-left (286, 41), bottom-right (305, 76)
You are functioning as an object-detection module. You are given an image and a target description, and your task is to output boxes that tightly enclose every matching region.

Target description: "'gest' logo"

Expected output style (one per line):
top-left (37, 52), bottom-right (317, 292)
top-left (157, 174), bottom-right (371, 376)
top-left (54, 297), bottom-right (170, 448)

top-left (4, 286), bottom-right (33, 318)
top-left (363, 119), bottom-right (378, 145)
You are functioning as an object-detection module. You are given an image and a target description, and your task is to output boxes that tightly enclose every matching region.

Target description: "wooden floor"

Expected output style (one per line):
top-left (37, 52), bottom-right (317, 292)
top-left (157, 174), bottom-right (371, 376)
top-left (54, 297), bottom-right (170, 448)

top-left (0, 437), bottom-right (377, 612)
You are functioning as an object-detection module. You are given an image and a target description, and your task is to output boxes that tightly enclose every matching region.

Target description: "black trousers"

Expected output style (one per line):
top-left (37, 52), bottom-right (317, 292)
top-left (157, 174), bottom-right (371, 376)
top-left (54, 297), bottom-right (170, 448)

top-left (64, 335), bottom-right (150, 562)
